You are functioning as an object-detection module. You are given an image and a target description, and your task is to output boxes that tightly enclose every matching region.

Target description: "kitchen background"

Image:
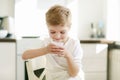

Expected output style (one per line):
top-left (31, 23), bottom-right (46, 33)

top-left (0, 0), bottom-right (120, 80)
top-left (0, 0), bottom-right (120, 40)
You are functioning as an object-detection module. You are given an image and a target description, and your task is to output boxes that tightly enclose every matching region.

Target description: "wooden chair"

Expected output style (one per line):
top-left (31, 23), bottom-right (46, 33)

top-left (25, 56), bottom-right (46, 80)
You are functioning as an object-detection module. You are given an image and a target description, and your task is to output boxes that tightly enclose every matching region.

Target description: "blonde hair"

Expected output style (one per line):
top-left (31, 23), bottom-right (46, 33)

top-left (46, 5), bottom-right (71, 26)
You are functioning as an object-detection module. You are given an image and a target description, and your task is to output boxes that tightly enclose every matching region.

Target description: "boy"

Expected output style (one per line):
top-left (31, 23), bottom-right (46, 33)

top-left (22, 5), bottom-right (84, 80)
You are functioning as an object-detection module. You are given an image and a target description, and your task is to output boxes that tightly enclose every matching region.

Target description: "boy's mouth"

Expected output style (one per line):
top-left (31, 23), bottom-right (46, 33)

top-left (53, 39), bottom-right (63, 42)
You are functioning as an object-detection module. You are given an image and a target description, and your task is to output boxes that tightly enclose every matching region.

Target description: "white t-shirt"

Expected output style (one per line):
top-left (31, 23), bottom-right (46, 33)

top-left (40, 37), bottom-right (84, 80)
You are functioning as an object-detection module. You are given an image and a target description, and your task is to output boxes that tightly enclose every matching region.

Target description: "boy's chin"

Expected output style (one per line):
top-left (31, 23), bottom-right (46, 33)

top-left (54, 40), bottom-right (63, 42)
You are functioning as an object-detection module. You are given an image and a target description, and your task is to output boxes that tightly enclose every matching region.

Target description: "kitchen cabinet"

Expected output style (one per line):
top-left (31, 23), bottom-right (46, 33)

top-left (108, 43), bottom-right (120, 80)
top-left (17, 54), bottom-right (25, 80)
top-left (81, 43), bottom-right (108, 80)
top-left (0, 41), bottom-right (16, 80)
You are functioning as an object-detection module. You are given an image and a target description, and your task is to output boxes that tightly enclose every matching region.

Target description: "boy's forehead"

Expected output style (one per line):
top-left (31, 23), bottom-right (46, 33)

top-left (48, 26), bottom-right (69, 31)
top-left (48, 23), bottom-right (70, 28)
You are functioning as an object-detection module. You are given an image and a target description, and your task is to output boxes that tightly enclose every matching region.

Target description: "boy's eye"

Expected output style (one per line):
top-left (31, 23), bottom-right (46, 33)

top-left (50, 32), bottom-right (56, 34)
top-left (61, 31), bottom-right (65, 34)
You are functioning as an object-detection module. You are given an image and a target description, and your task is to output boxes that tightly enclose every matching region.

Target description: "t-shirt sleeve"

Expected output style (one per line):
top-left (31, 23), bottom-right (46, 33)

top-left (39, 38), bottom-right (50, 48)
top-left (72, 40), bottom-right (83, 68)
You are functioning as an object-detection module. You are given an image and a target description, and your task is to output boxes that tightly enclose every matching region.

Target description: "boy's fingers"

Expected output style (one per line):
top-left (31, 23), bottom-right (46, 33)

top-left (51, 48), bottom-right (64, 52)
top-left (49, 43), bottom-right (64, 49)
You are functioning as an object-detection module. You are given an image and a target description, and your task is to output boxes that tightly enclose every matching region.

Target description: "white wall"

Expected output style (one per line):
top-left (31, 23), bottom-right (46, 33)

top-left (106, 0), bottom-right (120, 41)
top-left (78, 0), bottom-right (106, 39)
top-left (0, 0), bottom-right (14, 17)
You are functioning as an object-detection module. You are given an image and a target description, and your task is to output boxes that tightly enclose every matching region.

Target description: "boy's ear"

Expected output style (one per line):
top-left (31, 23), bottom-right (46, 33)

top-left (46, 23), bottom-right (49, 26)
top-left (70, 23), bottom-right (72, 27)
top-left (68, 23), bottom-right (72, 28)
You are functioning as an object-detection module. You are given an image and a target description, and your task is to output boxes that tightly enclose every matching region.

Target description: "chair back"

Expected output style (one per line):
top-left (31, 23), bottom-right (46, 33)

top-left (25, 56), bottom-right (46, 80)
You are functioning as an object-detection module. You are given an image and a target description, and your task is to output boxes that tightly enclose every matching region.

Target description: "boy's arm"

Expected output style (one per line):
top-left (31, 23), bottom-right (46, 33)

top-left (63, 40), bottom-right (82, 77)
top-left (22, 43), bottom-right (63, 60)
top-left (65, 52), bottom-right (79, 77)
top-left (22, 47), bottom-right (48, 60)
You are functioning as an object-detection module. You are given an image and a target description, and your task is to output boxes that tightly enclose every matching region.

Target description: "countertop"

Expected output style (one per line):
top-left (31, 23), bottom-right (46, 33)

top-left (0, 38), bottom-right (16, 42)
top-left (80, 38), bottom-right (115, 44)
top-left (0, 37), bottom-right (115, 44)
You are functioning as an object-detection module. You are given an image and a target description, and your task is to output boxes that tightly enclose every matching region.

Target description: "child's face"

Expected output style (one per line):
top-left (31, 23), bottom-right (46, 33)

top-left (48, 25), bottom-right (70, 42)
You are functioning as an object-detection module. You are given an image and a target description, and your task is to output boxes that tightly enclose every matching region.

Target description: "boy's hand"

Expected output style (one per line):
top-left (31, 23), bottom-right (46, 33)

top-left (45, 43), bottom-right (72, 58)
top-left (57, 49), bottom-right (71, 58)
top-left (46, 43), bottom-right (64, 54)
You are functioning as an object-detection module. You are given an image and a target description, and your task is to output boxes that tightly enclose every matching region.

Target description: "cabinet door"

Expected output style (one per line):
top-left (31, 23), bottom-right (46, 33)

top-left (0, 42), bottom-right (16, 80)
top-left (81, 44), bottom-right (108, 80)
top-left (17, 55), bottom-right (25, 80)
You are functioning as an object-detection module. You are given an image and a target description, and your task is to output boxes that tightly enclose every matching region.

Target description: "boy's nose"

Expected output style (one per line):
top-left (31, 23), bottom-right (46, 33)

top-left (55, 33), bottom-right (61, 39)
